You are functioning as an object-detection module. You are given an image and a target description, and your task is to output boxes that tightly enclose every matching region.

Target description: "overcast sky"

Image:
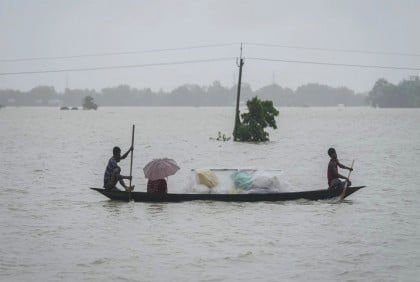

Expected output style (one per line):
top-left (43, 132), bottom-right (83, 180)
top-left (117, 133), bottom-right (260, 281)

top-left (1, 0), bottom-right (419, 93)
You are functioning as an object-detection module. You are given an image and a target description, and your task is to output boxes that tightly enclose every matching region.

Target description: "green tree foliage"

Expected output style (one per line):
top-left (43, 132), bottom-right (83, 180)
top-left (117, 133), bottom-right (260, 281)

top-left (236, 96), bottom-right (279, 142)
top-left (367, 77), bottom-right (420, 107)
top-left (82, 96), bottom-right (98, 110)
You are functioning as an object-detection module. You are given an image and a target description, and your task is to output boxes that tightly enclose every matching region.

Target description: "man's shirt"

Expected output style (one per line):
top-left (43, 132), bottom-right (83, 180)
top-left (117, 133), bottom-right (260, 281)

top-left (104, 157), bottom-right (120, 186)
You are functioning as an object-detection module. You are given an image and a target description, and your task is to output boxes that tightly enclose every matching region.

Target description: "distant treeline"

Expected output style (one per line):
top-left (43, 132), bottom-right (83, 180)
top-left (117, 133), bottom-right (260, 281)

top-left (0, 77), bottom-right (418, 107)
top-left (367, 77), bottom-right (420, 108)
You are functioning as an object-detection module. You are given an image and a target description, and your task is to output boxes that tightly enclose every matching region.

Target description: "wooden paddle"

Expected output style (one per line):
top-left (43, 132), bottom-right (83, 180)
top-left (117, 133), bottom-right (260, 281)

top-left (128, 124), bottom-right (135, 201)
top-left (339, 160), bottom-right (354, 201)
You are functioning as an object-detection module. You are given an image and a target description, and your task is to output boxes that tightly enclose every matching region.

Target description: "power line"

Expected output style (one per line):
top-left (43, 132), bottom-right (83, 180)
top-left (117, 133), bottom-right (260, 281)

top-left (0, 57), bottom-right (236, 76)
top-left (247, 57), bottom-right (420, 71)
top-left (2, 41), bottom-right (419, 65)
top-left (0, 43), bottom-right (240, 63)
top-left (1, 55), bottom-right (418, 77)
top-left (244, 42), bottom-right (420, 57)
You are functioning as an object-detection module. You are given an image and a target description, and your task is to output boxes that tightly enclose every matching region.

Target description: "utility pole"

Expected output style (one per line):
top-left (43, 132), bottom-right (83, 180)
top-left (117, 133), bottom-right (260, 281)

top-left (65, 73), bottom-right (68, 93)
top-left (233, 43), bottom-right (244, 141)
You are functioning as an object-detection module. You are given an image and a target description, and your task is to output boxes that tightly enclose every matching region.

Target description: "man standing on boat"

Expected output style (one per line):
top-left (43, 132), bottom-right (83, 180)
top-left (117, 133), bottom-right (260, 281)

top-left (327, 148), bottom-right (353, 189)
top-left (104, 146), bottom-right (135, 191)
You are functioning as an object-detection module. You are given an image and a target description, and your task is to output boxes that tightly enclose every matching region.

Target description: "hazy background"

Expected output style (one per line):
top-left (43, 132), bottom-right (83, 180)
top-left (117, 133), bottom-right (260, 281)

top-left (1, 0), bottom-right (420, 92)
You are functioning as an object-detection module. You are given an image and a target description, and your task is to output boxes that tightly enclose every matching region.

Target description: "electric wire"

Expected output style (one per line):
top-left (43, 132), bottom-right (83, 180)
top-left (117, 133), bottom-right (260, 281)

top-left (1, 41), bottom-right (419, 76)
top-left (244, 42), bottom-right (420, 57)
top-left (0, 43), bottom-right (240, 63)
top-left (0, 57), bottom-right (236, 76)
top-left (3, 41), bottom-right (419, 63)
top-left (246, 57), bottom-right (420, 71)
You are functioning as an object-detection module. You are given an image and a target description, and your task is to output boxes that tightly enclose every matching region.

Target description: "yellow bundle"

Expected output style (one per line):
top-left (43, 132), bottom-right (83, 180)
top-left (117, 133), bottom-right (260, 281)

top-left (196, 170), bottom-right (219, 188)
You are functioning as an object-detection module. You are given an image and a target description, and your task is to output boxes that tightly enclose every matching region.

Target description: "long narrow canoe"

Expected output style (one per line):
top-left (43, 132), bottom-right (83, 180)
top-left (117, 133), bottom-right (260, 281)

top-left (90, 186), bottom-right (365, 202)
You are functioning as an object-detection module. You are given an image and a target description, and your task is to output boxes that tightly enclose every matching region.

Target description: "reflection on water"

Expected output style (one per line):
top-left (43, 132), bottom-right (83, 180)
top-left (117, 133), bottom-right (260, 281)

top-left (102, 200), bottom-right (169, 216)
top-left (101, 200), bottom-right (134, 216)
top-left (146, 203), bottom-right (167, 215)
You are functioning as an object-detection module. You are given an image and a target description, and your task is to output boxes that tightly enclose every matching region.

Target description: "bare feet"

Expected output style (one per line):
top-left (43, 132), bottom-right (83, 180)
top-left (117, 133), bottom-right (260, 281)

top-left (125, 185), bottom-right (135, 192)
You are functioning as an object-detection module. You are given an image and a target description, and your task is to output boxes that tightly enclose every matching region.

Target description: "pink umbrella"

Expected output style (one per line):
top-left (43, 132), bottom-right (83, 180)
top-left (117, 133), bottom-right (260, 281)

top-left (143, 158), bottom-right (180, 181)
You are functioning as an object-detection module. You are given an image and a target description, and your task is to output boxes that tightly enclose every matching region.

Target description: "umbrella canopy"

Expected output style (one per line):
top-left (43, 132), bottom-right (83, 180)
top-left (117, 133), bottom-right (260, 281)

top-left (143, 158), bottom-right (180, 181)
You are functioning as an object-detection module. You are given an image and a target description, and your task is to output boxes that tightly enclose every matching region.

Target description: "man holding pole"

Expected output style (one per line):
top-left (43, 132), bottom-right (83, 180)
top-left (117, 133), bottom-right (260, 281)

top-left (103, 145), bottom-right (135, 191)
top-left (327, 147), bottom-right (353, 190)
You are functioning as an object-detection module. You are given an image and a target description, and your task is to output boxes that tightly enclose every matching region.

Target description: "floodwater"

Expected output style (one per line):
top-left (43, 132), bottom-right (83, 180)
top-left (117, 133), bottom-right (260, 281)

top-left (1, 106), bottom-right (419, 281)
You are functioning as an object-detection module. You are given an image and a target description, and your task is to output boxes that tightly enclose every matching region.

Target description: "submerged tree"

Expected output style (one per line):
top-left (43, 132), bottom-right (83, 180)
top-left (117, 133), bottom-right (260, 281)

top-left (82, 96), bottom-right (98, 110)
top-left (235, 96), bottom-right (279, 142)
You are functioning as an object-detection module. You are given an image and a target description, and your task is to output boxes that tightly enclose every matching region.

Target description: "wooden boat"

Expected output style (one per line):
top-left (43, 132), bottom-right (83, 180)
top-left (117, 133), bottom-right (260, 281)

top-left (90, 186), bottom-right (365, 202)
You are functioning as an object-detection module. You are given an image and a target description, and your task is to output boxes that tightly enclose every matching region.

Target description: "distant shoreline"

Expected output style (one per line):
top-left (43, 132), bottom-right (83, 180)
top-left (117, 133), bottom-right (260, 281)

top-left (1, 76), bottom-right (419, 107)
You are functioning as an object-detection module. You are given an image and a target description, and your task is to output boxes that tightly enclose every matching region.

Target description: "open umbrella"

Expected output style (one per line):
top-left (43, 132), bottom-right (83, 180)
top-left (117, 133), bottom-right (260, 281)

top-left (143, 158), bottom-right (180, 181)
